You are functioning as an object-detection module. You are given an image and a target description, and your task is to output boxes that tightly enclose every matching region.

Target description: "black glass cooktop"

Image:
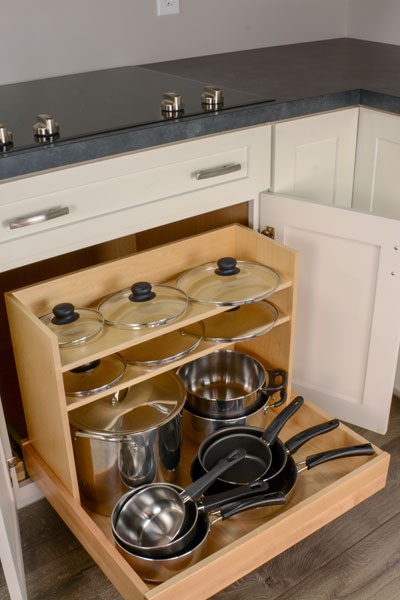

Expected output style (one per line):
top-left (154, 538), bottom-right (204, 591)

top-left (0, 66), bottom-right (273, 152)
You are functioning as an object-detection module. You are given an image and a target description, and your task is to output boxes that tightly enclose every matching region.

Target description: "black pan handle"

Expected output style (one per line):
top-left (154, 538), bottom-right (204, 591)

top-left (299, 443), bottom-right (374, 471)
top-left (200, 480), bottom-right (270, 513)
top-left (261, 396), bottom-right (304, 446)
top-left (261, 369), bottom-right (288, 408)
top-left (216, 491), bottom-right (286, 520)
top-left (284, 419), bottom-right (340, 455)
top-left (182, 447), bottom-right (246, 502)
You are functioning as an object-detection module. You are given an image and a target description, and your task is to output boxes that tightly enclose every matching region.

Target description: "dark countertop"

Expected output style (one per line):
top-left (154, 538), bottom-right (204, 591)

top-left (3, 38), bottom-right (400, 182)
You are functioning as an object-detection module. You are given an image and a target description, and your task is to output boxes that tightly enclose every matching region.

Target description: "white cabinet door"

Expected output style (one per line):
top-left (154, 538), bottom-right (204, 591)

top-left (0, 400), bottom-right (27, 600)
top-left (353, 107), bottom-right (400, 219)
top-left (271, 108), bottom-right (359, 208)
top-left (260, 192), bottom-right (400, 434)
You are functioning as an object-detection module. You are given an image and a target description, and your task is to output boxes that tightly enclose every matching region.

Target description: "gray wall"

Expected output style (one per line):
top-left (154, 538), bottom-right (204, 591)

top-left (2, 0), bottom-right (348, 84)
top-left (347, 0), bottom-right (400, 44)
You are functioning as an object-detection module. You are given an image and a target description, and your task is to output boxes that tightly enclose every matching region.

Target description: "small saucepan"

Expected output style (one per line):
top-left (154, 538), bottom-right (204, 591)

top-left (198, 396), bottom-right (304, 486)
top-left (111, 447), bottom-right (246, 550)
top-left (178, 350), bottom-right (288, 419)
top-left (114, 490), bottom-right (286, 582)
top-left (112, 479), bottom-right (271, 559)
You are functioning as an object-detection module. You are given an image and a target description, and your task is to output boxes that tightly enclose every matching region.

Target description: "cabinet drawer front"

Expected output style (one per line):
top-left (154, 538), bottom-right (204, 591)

top-left (0, 126), bottom-right (270, 271)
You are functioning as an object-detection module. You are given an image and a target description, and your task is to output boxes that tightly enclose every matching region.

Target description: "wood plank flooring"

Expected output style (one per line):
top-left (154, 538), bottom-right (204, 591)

top-left (1, 398), bottom-right (399, 600)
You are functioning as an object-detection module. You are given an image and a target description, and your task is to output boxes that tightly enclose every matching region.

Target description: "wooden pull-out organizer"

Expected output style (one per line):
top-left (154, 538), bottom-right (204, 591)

top-left (6, 225), bottom-right (389, 600)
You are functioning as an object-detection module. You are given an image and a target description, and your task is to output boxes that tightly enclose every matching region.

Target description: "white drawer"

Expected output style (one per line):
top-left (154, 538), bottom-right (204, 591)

top-left (0, 125), bottom-right (271, 271)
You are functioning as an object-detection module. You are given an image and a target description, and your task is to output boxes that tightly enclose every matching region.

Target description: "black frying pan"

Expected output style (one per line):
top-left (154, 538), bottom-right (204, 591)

top-left (199, 396), bottom-right (304, 485)
top-left (193, 414), bottom-right (339, 493)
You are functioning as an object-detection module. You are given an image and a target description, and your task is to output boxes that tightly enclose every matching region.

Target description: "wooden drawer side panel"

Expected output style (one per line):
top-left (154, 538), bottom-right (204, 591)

top-left (6, 294), bottom-right (79, 498)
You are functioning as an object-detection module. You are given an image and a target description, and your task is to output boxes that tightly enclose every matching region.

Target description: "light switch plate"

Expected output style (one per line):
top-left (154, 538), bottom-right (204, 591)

top-left (157, 0), bottom-right (180, 16)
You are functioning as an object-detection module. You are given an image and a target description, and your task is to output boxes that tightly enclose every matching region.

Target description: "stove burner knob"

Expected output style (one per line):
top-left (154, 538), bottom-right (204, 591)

top-left (0, 124), bottom-right (13, 148)
top-left (33, 114), bottom-right (60, 139)
top-left (161, 93), bottom-right (184, 118)
top-left (202, 86), bottom-right (224, 111)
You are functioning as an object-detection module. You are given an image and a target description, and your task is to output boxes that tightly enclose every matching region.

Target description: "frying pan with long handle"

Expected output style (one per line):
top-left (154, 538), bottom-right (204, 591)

top-left (191, 418), bottom-right (341, 493)
top-left (199, 396), bottom-right (304, 486)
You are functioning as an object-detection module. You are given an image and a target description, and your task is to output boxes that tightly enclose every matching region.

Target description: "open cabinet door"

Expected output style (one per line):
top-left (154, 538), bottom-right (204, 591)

top-left (0, 399), bottom-right (27, 600)
top-left (260, 192), bottom-right (400, 433)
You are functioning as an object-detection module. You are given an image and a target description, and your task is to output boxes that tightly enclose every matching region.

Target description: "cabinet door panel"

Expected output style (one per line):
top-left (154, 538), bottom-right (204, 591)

top-left (0, 400), bottom-right (27, 600)
top-left (271, 108), bottom-right (358, 208)
top-left (353, 108), bottom-right (400, 219)
top-left (260, 192), bottom-right (400, 433)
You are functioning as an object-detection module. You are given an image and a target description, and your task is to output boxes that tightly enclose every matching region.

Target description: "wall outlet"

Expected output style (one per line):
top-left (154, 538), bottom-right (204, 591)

top-left (157, 0), bottom-right (180, 16)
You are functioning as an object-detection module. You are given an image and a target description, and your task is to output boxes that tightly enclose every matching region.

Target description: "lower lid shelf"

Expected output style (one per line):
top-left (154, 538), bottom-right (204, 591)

top-left (22, 399), bottom-right (390, 600)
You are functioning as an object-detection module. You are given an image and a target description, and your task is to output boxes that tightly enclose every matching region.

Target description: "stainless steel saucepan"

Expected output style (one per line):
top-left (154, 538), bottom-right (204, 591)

top-left (112, 448), bottom-right (247, 551)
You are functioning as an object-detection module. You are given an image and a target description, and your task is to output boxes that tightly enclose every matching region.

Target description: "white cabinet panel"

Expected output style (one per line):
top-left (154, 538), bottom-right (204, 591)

top-left (353, 107), bottom-right (400, 219)
top-left (0, 400), bottom-right (27, 600)
top-left (260, 192), bottom-right (400, 434)
top-left (271, 108), bottom-right (359, 208)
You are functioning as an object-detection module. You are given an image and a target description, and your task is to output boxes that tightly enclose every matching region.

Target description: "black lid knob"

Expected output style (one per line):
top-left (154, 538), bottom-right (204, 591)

top-left (51, 303), bottom-right (79, 325)
top-left (129, 282), bottom-right (156, 302)
top-left (215, 257), bottom-right (240, 276)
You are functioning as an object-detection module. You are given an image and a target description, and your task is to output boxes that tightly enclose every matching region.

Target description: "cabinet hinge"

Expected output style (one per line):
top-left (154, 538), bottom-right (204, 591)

top-left (260, 226), bottom-right (275, 240)
top-left (7, 456), bottom-right (18, 470)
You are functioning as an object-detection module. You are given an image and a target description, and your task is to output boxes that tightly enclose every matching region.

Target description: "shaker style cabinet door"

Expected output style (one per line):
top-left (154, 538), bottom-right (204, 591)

top-left (353, 107), bottom-right (400, 220)
top-left (271, 108), bottom-right (359, 208)
top-left (0, 400), bottom-right (27, 600)
top-left (259, 192), bottom-right (400, 434)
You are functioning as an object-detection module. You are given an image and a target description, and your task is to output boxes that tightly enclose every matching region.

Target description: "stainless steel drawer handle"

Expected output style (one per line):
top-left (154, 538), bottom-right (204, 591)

top-left (9, 206), bottom-right (70, 230)
top-left (195, 163), bottom-right (242, 180)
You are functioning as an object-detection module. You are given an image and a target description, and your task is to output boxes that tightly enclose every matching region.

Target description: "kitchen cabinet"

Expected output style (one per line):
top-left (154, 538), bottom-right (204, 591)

top-left (270, 108), bottom-right (359, 207)
top-left (0, 116), bottom-right (396, 597)
top-left (5, 223), bottom-right (389, 600)
top-left (0, 126), bottom-right (270, 272)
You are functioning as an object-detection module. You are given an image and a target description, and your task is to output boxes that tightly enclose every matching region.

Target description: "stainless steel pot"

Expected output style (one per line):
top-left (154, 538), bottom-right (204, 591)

top-left (110, 449), bottom-right (253, 558)
top-left (69, 371), bottom-right (186, 516)
top-left (178, 350), bottom-right (287, 419)
top-left (183, 392), bottom-right (270, 445)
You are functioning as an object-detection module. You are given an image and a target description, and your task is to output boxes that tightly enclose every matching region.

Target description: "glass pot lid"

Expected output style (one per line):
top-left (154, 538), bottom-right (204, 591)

top-left (68, 371), bottom-right (186, 434)
top-left (98, 282), bottom-right (188, 329)
top-left (121, 321), bottom-right (205, 366)
top-left (63, 353), bottom-right (126, 397)
top-left (175, 257), bottom-right (280, 306)
top-left (40, 302), bottom-right (104, 346)
top-left (203, 301), bottom-right (279, 342)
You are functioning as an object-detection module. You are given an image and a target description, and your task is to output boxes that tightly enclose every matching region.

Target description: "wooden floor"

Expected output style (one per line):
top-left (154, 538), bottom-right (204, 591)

top-left (1, 397), bottom-right (400, 600)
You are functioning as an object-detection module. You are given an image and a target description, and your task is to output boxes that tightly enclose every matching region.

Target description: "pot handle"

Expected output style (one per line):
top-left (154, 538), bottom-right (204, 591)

top-left (260, 369), bottom-right (288, 409)
top-left (212, 491), bottom-right (286, 522)
top-left (181, 447), bottom-right (247, 503)
top-left (261, 395), bottom-right (304, 446)
top-left (200, 480), bottom-right (271, 513)
top-left (284, 419), bottom-right (340, 455)
top-left (74, 430), bottom-right (128, 443)
top-left (298, 443), bottom-right (375, 472)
